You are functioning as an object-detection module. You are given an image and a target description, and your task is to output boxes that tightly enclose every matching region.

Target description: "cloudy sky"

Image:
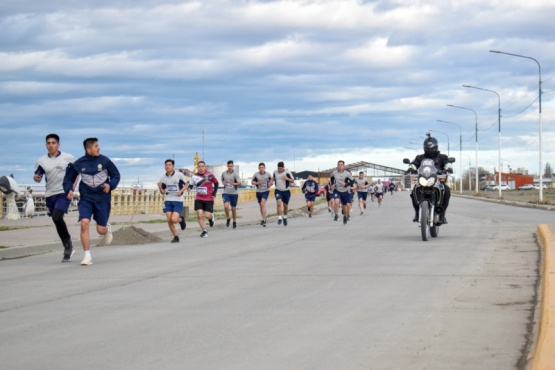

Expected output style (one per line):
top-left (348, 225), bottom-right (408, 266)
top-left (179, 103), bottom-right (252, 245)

top-left (2, 0), bottom-right (554, 188)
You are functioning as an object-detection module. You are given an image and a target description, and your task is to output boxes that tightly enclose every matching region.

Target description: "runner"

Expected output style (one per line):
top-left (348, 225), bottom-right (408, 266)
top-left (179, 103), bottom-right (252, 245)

top-left (273, 161), bottom-right (295, 226)
top-left (33, 133), bottom-right (77, 262)
top-left (374, 179), bottom-right (385, 207)
top-left (221, 160), bottom-right (242, 229)
top-left (302, 174), bottom-right (319, 218)
top-left (325, 182), bottom-right (334, 216)
top-left (330, 160), bottom-right (354, 224)
top-left (157, 159), bottom-right (188, 243)
top-left (251, 162), bottom-right (273, 227)
top-left (63, 137), bottom-right (120, 266)
top-left (188, 161), bottom-right (219, 238)
top-left (354, 171), bottom-right (370, 215)
top-left (368, 182), bottom-right (376, 202)
top-left (388, 181), bottom-right (396, 196)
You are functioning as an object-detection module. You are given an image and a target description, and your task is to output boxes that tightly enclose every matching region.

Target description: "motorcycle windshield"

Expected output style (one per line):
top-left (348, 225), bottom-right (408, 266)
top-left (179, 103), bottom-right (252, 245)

top-left (418, 159), bottom-right (437, 177)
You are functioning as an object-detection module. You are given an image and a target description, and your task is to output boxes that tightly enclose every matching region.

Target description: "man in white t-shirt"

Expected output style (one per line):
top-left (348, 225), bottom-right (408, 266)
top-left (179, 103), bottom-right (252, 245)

top-left (34, 133), bottom-right (77, 262)
top-left (158, 159), bottom-right (188, 243)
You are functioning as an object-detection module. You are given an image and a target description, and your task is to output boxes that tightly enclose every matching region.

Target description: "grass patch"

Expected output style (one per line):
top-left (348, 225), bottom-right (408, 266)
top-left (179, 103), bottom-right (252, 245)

top-left (0, 245), bottom-right (8, 249)
top-left (131, 219), bottom-right (167, 224)
top-left (0, 226), bottom-right (31, 232)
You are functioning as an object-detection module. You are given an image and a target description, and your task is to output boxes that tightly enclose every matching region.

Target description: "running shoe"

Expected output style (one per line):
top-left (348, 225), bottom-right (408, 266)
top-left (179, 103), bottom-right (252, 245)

top-left (200, 230), bottom-right (208, 238)
top-left (171, 236), bottom-right (180, 243)
top-left (334, 214), bottom-right (338, 222)
top-left (278, 219), bottom-right (282, 225)
top-left (226, 218), bottom-right (231, 227)
top-left (309, 214), bottom-right (312, 218)
top-left (62, 249), bottom-right (75, 262)
top-left (102, 223), bottom-right (113, 245)
top-left (62, 238), bottom-right (74, 262)
top-left (208, 215), bottom-right (215, 227)
top-left (328, 207), bottom-right (332, 213)
top-left (80, 254), bottom-right (93, 266)
top-left (283, 218), bottom-right (287, 226)
top-left (262, 219), bottom-right (267, 227)
top-left (233, 222), bottom-right (237, 229)
top-left (360, 211), bottom-right (363, 215)
top-left (364, 204), bottom-right (367, 209)
top-left (343, 216), bottom-right (348, 225)
top-left (179, 217), bottom-right (186, 230)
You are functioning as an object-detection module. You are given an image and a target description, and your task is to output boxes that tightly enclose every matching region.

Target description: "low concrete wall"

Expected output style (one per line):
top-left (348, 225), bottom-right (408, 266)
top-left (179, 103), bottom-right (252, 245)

top-left (529, 225), bottom-right (555, 370)
top-left (1, 188), bottom-right (303, 218)
top-left (110, 188), bottom-right (302, 216)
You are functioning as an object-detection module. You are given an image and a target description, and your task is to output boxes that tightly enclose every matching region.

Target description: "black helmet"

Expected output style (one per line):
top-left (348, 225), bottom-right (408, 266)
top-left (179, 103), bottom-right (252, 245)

top-left (423, 135), bottom-right (439, 157)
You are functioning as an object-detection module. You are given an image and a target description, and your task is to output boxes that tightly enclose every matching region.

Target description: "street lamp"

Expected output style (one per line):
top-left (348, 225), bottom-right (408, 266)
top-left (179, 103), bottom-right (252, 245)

top-left (490, 50), bottom-right (544, 201)
top-left (463, 84), bottom-right (502, 198)
top-left (460, 154), bottom-right (473, 191)
top-left (437, 120), bottom-right (463, 194)
top-left (447, 104), bottom-right (479, 194)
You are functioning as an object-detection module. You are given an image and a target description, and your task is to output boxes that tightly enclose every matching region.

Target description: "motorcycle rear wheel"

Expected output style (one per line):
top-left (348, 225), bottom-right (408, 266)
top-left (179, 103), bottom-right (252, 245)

top-left (431, 223), bottom-right (439, 237)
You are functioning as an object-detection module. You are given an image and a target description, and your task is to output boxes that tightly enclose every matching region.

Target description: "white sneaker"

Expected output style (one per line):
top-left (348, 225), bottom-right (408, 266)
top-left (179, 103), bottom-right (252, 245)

top-left (103, 223), bottom-right (113, 245)
top-left (80, 254), bottom-right (93, 266)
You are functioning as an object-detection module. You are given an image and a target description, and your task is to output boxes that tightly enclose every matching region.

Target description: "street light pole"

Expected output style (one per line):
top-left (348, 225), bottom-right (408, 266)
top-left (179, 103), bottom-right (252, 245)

top-left (447, 104), bottom-right (479, 194)
top-left (460, 154), bottom-right (472, 191)
top-left (437, 120), bottom-right (463, 194)
top-left (490, 50), bottom-right (543, 202)
top-left (463, 85), bottom-right (502, 198)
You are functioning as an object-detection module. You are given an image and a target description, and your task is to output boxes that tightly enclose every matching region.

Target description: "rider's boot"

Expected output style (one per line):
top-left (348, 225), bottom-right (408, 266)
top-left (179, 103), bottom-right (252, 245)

top-left (439, 213), bottom-right (448, 224)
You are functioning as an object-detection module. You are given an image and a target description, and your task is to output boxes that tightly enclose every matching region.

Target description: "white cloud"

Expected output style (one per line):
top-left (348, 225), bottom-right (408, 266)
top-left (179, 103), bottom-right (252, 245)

top-left (1, 0), bottom-right (554, 188)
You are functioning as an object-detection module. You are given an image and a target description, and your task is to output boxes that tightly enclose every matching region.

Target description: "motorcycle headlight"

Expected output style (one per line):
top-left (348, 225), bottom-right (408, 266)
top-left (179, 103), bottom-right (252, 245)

top-left (418, 176), bottom-right (436, 187)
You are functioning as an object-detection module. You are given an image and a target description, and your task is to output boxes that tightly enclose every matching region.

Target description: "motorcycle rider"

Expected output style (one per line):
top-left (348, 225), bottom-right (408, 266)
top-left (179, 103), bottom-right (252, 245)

top-left (407, 134), bottom-right (453, 224)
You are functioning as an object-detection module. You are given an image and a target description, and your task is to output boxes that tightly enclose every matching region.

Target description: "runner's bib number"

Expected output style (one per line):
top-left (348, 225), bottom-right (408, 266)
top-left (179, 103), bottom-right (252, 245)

top-left (197, 187), bottom-right (208, 195)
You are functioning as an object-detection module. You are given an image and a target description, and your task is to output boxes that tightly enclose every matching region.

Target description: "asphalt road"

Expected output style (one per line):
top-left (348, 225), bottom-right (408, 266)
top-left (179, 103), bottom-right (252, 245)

top-left (0, 193), bottom-right (547, 370)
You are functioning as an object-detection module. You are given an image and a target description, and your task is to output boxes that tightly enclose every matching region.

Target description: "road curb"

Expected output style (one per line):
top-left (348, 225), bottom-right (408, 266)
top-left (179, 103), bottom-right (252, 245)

top-left (529, 224), bottom-right (555, 369)
top-left (452, 194), bottom-right (555, 211)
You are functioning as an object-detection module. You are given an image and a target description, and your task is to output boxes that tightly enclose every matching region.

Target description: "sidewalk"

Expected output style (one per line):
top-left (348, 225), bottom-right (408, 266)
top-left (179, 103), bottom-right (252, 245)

top-left (0, 194), bottom-right (316, 260)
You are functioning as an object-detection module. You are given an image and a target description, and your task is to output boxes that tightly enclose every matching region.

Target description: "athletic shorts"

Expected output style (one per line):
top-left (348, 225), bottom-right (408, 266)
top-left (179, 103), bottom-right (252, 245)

top-left (275, 189), bottom-right (291, 204)
top-left (357, 191), bottom-right (368, 201)
top-left (78, 199), bottom-right (111, 226)
top-left (163, 201), bottom-right (183, 214)
top-left (305, 194), bottom-right (316, 202)
top-left (194, 200), bottom-right (214, 213)
top-left (222, 193), bottom-right (239, 207)
top-left (45, 193), bottom-right (71, 215)
top-left (375, 192), bottom-right (384, 198)
top-left (334, 190), bottom-right (350, 205)
top-left (256, 191), bottom-right (269, 203)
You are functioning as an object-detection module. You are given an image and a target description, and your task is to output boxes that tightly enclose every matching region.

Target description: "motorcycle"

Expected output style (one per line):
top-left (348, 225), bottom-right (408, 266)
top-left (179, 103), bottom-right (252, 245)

top-left (403, 157), bottom-right (455, 241)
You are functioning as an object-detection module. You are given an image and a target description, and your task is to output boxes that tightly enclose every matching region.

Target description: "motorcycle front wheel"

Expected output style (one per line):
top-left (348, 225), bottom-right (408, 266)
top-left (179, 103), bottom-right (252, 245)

top-left (420, 201), bottom-right (430, 241)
